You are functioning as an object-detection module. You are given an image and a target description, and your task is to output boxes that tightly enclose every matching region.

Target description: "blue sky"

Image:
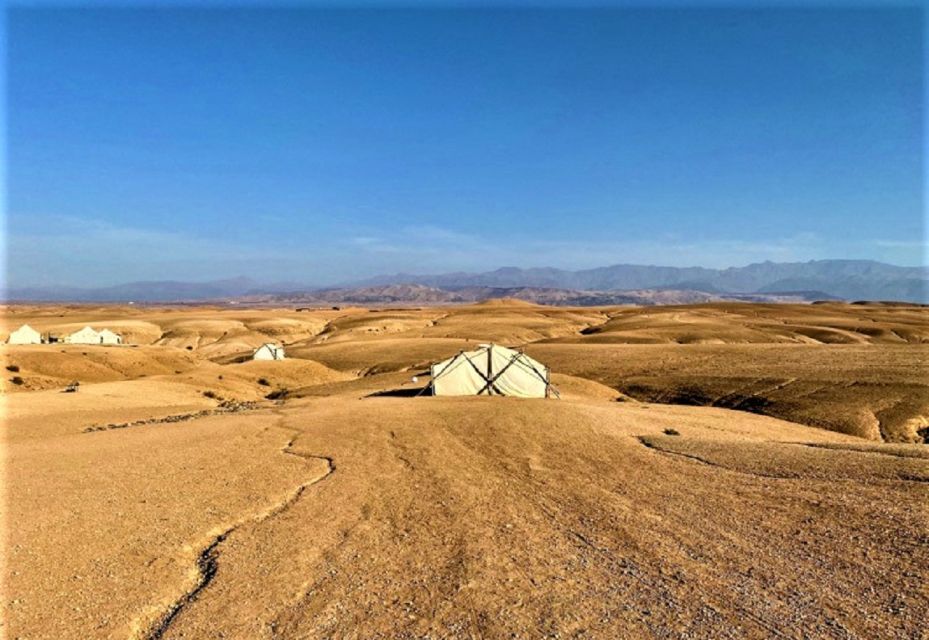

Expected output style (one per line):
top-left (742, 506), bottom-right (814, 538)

top-left (6, 4), bottom-right (924, 287)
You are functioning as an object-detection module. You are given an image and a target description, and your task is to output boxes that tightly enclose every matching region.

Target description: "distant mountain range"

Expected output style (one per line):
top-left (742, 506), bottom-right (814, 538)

top-left (5, 276), bottom-right (297, 303)
top-left (262, 284), bottom-right (838, 306)
top-left (353, 260), bottom-right (928, 302)
top-left (7, 260), bottom-right (927, 304)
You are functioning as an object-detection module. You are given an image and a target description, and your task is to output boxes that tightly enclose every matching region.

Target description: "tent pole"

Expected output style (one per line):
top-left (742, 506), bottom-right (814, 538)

top-left (486, 343), bottom-right (494, 396)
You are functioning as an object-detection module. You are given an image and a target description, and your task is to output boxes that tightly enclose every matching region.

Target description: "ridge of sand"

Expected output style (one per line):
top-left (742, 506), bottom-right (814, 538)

top-left (4, 302), bottom-right (928, 639)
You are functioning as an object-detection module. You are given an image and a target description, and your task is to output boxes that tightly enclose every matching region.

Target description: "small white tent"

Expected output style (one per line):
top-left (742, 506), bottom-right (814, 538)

top-left (64, 326), bottom-right (101, 345)
top-left (253, 343), bottom-right (285, 361)
top-left (97, 329), bottom-right (122, 345)
top-left (7, 324), bottom-right (42, 345)
top-left (430, 344), bottom-right (555, 398)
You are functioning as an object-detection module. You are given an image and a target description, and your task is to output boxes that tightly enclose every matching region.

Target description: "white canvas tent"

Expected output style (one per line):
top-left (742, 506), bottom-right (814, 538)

top-left (97, 329), bottom-right (122, 345)
top-left (430, 343), bottom-right (556, 398)
top-left (64, 326), bottom-right (100, 345)
top-left (253, 343), bottom-right (285, 361)
top-left (7, 324), bottom-right (42, 345)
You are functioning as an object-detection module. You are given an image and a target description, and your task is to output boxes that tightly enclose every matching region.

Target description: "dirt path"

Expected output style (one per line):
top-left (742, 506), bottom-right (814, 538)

top-left (134, 418), bottom-right (336, 640)
top-left (146, 398), bottom-right (928, 639)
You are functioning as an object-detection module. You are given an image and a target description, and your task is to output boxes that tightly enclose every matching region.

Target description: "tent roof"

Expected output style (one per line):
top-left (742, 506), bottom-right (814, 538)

top-left (72, 326), bottom-right (99, 334)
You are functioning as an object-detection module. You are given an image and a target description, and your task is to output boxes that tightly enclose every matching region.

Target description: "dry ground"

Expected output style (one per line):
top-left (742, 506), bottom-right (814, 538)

top-left (3, 301), bottom-right (928, 639)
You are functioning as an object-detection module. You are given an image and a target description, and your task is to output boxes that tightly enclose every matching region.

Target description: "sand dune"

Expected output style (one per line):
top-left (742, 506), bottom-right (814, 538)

top-left (567, 302), bottom-right (929, 345)
top-left (2, 345), bottom-right (200, 392)
top-left (526, 343), bottom-right (929, 442)
top-left (3, 302), bottom-right (927, 638)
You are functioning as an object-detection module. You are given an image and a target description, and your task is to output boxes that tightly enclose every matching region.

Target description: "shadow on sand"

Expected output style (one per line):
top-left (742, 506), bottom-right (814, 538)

top-left (366, 387), bottom-right (431, 398)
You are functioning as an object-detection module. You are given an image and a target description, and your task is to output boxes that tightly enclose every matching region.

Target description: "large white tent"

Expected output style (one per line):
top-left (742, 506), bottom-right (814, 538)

top-left (430, 343), bottom-right (555, 398)
top-left (64, 326), bottom-right (100, 345)
top-left (253, 343), bottom-right (285, 361)
top-left (97, 329), bottom-right (123, 345)
top-left (7, 324), bottom-right (42, 345)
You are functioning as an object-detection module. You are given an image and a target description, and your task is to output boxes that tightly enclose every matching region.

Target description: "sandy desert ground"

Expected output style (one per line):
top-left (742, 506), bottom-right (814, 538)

top-left (3, 301), bottom-right (928, 639)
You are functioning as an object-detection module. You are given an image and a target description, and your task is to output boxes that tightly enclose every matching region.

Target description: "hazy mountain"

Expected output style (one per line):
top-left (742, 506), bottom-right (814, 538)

top-left (354, 260), bottom-right (928, 303)
top-left (5, 277), bottom-right (300, 303)
top-left (260, 285), bottom-right (837, 307)
top-left (6, 260), bottom-right (925, 303)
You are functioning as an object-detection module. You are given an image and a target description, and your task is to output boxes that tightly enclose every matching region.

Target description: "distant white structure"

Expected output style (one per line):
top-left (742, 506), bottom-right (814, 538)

top-left (7, 324), bottom-right (42, 345)
top-left (64, 326), bottom-right (101, 345)
top-left (98, 329), bottom-right (123, 345)
top-left (62, 326), bottom-right (125, 345)
top-left (253, 343), bottom-right (285, 361)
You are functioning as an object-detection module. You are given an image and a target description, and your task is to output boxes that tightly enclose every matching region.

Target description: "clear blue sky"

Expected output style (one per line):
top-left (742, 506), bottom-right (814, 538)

top-left (6, 3), bottom-right (924, 287)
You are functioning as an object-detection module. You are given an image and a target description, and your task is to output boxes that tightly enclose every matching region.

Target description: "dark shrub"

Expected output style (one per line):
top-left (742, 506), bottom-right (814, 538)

top-left (6, 364), bottom-right (20, 372)
top-left (266, 388), bottom-right (289, 400)
top-left (10, 376), bottom-right (24, 385)
top-left (257, 377), bottom-right (271, 386)
top-left (663, 428), bottom-right (681, 436)
top-left (917, 425), bottom-right (929, 443)
top-left (203, 390), bottom-right (219, 399)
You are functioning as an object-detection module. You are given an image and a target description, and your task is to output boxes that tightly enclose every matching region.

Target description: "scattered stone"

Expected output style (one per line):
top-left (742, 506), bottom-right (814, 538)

top-left (83, 401), bottom-right (262, 433)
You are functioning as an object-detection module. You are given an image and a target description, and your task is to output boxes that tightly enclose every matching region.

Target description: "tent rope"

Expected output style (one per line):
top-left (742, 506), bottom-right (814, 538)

top-left (476, 352), bottom-right (523, 396)
top-left (514, 356), bottom-right (560, 399)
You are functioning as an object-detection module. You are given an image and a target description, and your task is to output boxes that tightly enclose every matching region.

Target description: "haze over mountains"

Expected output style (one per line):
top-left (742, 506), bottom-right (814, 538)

top-left (7, 260), bottom-right (927, 304)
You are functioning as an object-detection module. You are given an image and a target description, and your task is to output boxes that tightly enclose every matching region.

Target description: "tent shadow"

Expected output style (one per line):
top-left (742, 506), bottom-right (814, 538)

top-left (366, 387), bottom-right (431, 398)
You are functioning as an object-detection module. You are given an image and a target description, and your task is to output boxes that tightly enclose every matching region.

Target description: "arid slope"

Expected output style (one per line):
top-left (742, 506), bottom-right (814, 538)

top-left (3, 302), bottom-right (928, 639)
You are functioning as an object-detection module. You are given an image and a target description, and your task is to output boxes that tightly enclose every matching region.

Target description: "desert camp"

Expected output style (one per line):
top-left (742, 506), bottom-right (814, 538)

top-left (60, 326), bottom-right (124, 345)
top-left (4, 301), bottom-right (928, 639)
top-left (4, 5), bottom-right (926, 640)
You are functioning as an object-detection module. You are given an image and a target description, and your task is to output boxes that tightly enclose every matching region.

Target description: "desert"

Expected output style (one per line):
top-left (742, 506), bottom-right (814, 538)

top-left (3, 300), bottom-right (927, 639)
top-left (8, 4), bottom-right (926, 638)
